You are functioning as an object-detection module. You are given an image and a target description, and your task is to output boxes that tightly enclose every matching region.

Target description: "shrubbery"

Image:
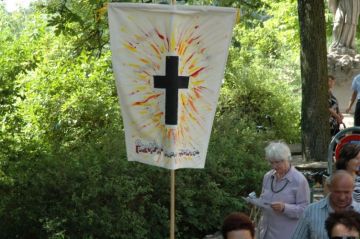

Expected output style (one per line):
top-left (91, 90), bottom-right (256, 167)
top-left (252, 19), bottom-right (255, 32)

top-left (0, 2), bottom-right (301, 238)
top-left (0, 50), bottom-right (299, 237)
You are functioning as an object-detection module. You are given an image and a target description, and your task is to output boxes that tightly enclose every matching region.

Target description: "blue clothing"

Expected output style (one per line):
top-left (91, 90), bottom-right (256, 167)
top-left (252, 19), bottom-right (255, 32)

top-left (351, 74), bottom-right (360, 126)
top-left (354, 175), bottom-right (360, 203)
top-left (258, 166), bottom-right (310, 239)
top-left (291, 196), bottom-right (360, 239)
top-left (351, 74), bottom-right (360, 99)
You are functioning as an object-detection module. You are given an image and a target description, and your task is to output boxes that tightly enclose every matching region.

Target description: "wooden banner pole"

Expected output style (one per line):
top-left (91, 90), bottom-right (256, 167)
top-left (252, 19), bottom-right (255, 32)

top-left (169, 0), bottom-right (176, 237)
top-left (170, 169), bottom-right (175, 239)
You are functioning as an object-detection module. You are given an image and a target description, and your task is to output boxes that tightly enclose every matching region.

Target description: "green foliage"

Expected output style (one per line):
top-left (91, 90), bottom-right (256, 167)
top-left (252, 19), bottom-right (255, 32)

top-left (222, 57), bottom-right (301, 143)
top-left (0, 6), bottom-right (50, 185)
top-left (0, 0), bottom-right (305, 238)
top-left (41, 0), bottom-right (109, 56)
top-left (225, 1), bottom-right (301, 143)
top-left (173, 119), bottom-right (270, 238)
top-left (16, 49), bottom-right (118, 154)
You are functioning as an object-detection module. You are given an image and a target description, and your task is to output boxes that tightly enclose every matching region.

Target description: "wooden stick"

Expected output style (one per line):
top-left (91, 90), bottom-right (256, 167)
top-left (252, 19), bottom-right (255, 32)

top-left (170, 169), bottom-right (175, 239)
top-left (170, 0), bottom-right (176, 237)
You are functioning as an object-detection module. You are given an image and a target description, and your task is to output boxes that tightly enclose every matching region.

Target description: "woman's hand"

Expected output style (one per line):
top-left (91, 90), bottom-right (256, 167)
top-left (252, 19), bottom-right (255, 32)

top-left (336, 114), bottom-right (343, 124)
top-left (339, 113), bottom-right (344, 120)
top-left (270, 202), bottom-right (285, 213)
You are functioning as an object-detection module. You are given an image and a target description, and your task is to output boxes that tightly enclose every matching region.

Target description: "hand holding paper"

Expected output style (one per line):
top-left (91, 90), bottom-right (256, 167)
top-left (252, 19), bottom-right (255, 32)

top-left (242, 196), bottom-right (271, 210)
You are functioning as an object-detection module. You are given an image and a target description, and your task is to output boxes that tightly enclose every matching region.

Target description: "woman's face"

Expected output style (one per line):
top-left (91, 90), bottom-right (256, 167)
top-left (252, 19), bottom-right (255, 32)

top-left (328, 78), bottom-right (335, 89)
top-left (269, 159), bottom-right (290, 176)
top-left (346, 152), bottom-right (360, 174)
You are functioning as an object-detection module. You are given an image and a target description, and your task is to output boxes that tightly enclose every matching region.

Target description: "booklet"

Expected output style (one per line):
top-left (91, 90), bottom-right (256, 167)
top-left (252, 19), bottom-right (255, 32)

top-left (242, 196), bottom-right (272, 210)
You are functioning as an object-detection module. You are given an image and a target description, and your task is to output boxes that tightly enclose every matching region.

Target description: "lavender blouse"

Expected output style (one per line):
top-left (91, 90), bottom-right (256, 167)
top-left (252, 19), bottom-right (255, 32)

top-left (258, 166), bottom-right (310, 239)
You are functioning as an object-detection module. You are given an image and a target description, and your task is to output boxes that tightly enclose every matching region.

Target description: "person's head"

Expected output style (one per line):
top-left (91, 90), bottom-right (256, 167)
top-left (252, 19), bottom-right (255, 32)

top-left (329, 75), bottom-right (336, 90)
top-left (328, 170), bottom-right (355, 212)
top-left (325, 210), bottom-right (360, 239)
top-left (336, 144), bottom-right (360, 175)
top-left (265, 141), bottom-right (291, 176)
top-left (221, 212), bottom-right (255, 239)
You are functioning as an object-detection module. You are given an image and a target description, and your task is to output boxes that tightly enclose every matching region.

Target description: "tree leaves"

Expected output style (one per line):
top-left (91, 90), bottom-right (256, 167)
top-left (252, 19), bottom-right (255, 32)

top-left (0, 0), bottom-right (323, 237)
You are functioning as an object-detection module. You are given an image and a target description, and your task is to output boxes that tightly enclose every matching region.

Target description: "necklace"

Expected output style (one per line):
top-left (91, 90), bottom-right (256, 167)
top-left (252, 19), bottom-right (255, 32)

top-left (271, 176), bottom-right (289, 193)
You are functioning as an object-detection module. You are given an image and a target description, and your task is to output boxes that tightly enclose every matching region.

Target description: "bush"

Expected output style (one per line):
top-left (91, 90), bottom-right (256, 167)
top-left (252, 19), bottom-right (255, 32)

top-left (0, 118), bottom-right (269, 239)
top-left (0, 2), bottom-right (302, 237)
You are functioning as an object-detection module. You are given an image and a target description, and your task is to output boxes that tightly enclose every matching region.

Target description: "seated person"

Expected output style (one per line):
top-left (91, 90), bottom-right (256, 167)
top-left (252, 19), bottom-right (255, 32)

top-left (325, 210), bottom-right (360, 238)
top-left (221, 212), bottom-right (255, 239)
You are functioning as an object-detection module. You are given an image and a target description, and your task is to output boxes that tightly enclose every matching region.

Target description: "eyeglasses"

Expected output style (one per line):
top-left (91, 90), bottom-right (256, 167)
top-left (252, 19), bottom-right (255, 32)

top-left (331, 237), bottom-right (359, 239)
top-left (268, 160), bottom-right (284, 166)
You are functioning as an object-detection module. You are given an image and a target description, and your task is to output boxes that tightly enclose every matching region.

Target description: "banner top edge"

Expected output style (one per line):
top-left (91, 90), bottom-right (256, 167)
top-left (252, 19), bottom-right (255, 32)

top-left (108, 2), bottom-right (237, 13)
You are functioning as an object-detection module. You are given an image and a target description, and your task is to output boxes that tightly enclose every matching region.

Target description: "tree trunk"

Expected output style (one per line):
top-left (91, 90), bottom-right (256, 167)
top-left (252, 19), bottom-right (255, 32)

top-left (297, 0), bottom-right (330, 161)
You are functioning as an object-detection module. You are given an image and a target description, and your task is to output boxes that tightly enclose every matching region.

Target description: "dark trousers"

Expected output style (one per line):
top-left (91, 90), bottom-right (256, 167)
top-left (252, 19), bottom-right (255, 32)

top-left (331, 126), bottom-right (340, 136)
top-left (355, 101), bottom-right (360, 126)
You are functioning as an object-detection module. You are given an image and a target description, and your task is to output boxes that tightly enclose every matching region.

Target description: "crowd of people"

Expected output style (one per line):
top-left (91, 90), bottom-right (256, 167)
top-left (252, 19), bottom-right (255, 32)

top-left (218, 1), bottom-right (360, 236)
top-left (219, 141), bottom-right (360, 239)
top-left (215, 72), bottom-right (360, 239)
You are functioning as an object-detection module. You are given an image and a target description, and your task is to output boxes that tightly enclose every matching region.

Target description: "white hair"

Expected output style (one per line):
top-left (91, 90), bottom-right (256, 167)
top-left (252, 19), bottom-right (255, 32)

top-left (265, 141), bottom-right (292, 161)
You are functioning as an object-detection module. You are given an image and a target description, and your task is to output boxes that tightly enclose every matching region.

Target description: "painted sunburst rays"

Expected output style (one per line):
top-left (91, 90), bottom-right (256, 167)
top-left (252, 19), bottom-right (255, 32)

top-left (121, 15), bottom-right (214, 146)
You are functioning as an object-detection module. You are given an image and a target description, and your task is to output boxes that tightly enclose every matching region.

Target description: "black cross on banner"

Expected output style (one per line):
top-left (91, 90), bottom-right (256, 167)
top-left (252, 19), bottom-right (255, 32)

top-left (154, 56), bottom-right (190, 125)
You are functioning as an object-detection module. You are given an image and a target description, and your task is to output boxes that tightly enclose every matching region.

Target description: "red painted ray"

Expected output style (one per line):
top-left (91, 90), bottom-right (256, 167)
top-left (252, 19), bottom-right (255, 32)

top-left (185, 53), bottom-right (195, 65)
top-left (166, 37), bottom-right (170, 51)
top-left (190, 67), bottom-right (205, 78)
top-left (155, 28), bottom-right (165, 40)
top-left (132, 93), bottom-right (162, 106)
top-left (188, 36), bottom-right (200, 44)
top-left (193, 87), bottom-right (201, 98)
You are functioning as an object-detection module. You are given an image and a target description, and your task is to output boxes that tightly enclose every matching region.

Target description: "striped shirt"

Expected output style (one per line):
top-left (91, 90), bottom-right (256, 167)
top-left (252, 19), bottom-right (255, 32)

top-left (354, 175), bottom-right (360, 202)
top-left (291, 196), bottom-right (360, 239)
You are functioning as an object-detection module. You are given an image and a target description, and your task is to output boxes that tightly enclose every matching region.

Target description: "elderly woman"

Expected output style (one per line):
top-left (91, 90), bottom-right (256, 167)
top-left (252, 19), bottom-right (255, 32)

top-left (335, 143), bottom-right (360, 202)
top-left (257, 141), bottom-right (310, 239)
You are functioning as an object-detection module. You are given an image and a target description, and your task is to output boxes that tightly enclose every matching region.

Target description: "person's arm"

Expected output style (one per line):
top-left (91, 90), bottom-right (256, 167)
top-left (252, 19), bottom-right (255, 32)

top-left (346, 91), bottom-right (357, 113)
top-left (259, 172), bottom-right (269, 198)
top-left (339, 112), bottom-right (344, 120)
top-left (329, 108), bottom-right (343, 123)
top-left (282, 177), bottom-right (310, 219)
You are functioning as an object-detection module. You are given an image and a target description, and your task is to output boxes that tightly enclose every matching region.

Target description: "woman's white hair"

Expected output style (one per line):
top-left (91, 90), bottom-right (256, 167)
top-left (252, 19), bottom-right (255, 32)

top-left (265, 141), bottom-right (292, 161)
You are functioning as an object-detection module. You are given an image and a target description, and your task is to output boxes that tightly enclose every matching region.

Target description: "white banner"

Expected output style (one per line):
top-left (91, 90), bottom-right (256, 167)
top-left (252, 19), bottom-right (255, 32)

top-left (109, 3), bottom-right (236, 170)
